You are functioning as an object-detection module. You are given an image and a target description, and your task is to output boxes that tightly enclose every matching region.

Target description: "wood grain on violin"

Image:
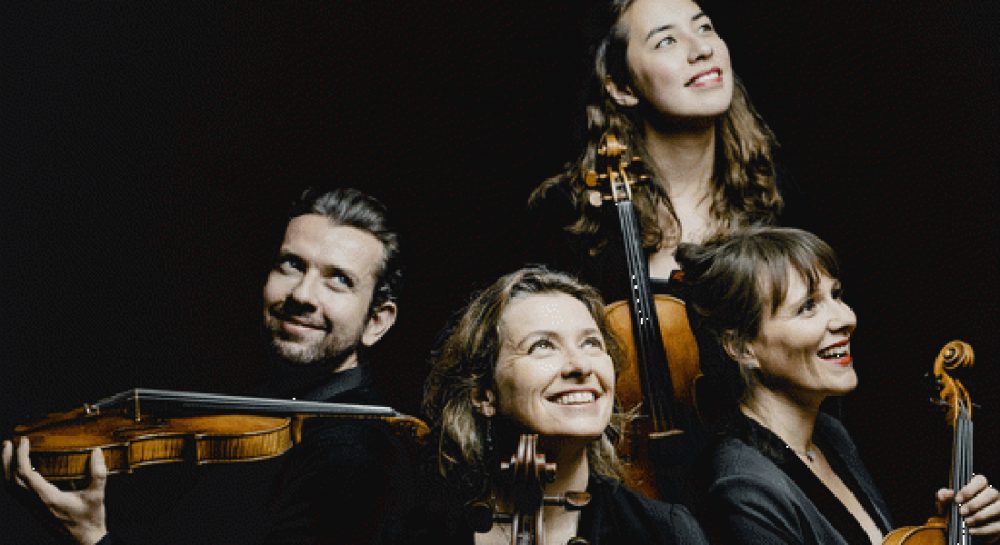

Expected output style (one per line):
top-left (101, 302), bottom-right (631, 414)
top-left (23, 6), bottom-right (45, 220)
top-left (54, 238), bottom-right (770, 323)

top-left (12, 388), bottom-right (429, 481)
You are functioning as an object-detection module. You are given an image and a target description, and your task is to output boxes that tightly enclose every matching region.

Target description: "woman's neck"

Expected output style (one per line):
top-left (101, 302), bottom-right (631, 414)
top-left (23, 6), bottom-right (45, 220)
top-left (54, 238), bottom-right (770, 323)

top-left (643, 122), bottom-right (716, 200)
top-left (740, 388), bottom-right (823, 454)
top-left (538, 438), bottom-right (591, 496)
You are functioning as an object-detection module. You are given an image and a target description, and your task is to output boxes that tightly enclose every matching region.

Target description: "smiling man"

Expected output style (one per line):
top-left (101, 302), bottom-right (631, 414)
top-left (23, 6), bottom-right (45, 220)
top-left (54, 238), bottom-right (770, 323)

top-left (257, 188), bottom-right (400, 403)
top-left (4, 188), bottom-right (417, 545)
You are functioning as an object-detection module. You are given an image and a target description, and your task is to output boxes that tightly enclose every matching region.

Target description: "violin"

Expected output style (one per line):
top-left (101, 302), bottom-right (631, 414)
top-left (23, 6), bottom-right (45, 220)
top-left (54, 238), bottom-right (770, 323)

top-left (882, 340), bottom-right (976, 545)
top-left (470, 434), bottom-right (591, 545)
top-left (585, 133), bottom-right (701, 499)
top-left (10, 388), bottom-right (429, 481)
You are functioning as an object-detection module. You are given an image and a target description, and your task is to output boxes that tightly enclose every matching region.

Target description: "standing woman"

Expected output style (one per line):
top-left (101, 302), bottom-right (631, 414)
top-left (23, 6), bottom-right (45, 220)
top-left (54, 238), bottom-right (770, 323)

top-left (531, 0), bottom-right (783, 295)
top-left (414, 267), bottom-right (708, 544)
top-left (676, 227), bottom-right (1000, 545)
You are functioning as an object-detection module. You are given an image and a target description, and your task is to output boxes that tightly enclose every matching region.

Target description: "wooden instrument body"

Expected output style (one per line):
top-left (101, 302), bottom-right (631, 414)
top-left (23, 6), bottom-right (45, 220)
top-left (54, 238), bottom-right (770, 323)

top-left (16, 410), bottom-right (292, 480)
top-left (11, 388), bottom-right (429, 481)
top-left (606, 295), bottom-right (700, 498)
top-left (585, 132), bottom-right (703, 499)
top-left (882, 516), bottom-right (946, 544)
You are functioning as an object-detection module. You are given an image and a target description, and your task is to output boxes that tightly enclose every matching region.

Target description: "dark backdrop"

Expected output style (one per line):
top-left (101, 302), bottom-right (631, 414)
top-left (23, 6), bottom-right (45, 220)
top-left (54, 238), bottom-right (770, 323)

top-left (3, 1), bottom-right (997, 542)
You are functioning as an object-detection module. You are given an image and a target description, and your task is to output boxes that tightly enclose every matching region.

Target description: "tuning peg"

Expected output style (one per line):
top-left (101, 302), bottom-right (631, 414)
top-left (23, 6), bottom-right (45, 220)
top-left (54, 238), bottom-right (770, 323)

top-left (544, 490), bottom-right (591, 511)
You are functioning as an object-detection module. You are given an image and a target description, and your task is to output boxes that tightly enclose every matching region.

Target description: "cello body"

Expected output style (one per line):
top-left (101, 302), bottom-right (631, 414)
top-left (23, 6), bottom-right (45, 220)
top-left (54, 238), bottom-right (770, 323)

top-left (606, 295), bottom-right (700, 498)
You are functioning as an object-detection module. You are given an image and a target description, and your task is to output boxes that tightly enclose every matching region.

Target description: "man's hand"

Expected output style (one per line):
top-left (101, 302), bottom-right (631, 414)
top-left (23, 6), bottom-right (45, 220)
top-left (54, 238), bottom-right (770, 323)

top-left (3, 437), bottom-right (109, 545)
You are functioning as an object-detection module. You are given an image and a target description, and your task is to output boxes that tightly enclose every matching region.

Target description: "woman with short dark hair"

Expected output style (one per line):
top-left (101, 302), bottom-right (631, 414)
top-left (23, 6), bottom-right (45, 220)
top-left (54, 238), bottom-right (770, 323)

top-left (678, 227), bottom-right (1000, 545)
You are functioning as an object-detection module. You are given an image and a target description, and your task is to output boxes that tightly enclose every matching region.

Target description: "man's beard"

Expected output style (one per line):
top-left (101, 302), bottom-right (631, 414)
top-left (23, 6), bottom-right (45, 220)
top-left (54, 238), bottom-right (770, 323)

top-left (269, 333), bottom-right (355, 365)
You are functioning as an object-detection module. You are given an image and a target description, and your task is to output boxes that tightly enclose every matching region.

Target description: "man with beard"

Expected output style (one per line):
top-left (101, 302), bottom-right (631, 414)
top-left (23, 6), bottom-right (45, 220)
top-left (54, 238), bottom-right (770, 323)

top-left (4, 188), bottom-right (417, 545)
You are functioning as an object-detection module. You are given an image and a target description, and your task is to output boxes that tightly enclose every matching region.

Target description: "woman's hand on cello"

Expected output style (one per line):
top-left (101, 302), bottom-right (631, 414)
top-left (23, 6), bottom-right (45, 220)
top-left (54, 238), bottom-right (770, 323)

top-left (2, 437), bottom-right (109, 545)
top-left (937, 473), bottom-right (1000, 543)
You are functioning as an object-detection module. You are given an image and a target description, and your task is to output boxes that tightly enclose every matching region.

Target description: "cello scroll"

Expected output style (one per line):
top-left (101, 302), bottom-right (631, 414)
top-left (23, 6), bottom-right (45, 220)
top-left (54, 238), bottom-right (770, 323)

top-left (478, 434), bottom-right (591, 545)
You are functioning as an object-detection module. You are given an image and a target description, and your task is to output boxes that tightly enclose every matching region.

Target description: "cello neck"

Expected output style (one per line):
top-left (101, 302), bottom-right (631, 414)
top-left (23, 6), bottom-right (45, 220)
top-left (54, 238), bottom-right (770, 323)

top-left (616, 199), bottom-right (677, 432)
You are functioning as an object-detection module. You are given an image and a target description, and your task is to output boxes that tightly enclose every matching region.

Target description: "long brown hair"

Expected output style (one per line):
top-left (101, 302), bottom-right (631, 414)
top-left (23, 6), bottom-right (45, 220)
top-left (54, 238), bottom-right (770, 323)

top-left (531, 0), bottom-right (782, 255)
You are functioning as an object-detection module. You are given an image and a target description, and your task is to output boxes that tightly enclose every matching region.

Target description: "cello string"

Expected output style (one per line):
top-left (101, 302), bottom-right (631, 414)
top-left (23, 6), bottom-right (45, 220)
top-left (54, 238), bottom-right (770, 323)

top-left (619, 199), bottom-right (668, 430)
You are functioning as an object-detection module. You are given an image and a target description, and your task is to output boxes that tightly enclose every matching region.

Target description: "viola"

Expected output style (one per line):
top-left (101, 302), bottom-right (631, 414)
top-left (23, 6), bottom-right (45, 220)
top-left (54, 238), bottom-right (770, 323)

top-left (585, 133), bottom-right (701, 499)
top-left (882, 340), bottom-right (976, 545)
top-left (469, 434), bottom-right (590, 545)
top-left (10, 388), bottom-right (428, 481)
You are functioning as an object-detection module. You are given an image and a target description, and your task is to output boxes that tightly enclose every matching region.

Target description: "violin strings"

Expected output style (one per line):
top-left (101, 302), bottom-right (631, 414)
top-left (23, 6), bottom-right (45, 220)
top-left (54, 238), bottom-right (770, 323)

top-left (949, 402), bottom-right (973, 545)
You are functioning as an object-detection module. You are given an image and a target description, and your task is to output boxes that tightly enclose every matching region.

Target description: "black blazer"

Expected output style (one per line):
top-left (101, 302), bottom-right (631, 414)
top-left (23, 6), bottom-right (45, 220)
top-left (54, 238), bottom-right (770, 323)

top-left (700, 412), bottom-right (893, 545)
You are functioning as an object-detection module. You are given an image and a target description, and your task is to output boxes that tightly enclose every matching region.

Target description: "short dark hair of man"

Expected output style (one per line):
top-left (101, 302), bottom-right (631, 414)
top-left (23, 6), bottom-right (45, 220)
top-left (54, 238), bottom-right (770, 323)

top-left (289, 187), bottom-right (402, 314)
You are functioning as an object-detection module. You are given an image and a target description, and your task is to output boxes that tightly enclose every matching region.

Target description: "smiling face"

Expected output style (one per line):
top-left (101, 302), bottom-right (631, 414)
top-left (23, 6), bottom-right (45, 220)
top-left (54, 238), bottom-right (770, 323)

top-left (744, 270), bottom-right (858, 404)
top-left (262, 214), bottom-right (396, 370)
top-left (614, 0), bottom-right (733, 120)
top-left (493, 293), bottom-right (615, 441)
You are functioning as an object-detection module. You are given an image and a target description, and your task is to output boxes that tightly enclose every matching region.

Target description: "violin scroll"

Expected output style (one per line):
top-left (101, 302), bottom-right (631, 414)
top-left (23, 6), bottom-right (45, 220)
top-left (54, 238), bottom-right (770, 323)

top-left (884, 340), bottom-right (978, 545)
top-left (932, 340), bottom-right (975, 424)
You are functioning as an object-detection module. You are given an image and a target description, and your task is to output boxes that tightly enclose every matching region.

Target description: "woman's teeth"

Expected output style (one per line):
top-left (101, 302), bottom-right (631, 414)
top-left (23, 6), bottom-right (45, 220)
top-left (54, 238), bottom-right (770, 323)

top-left (553, 392), bottom-right (596, 405)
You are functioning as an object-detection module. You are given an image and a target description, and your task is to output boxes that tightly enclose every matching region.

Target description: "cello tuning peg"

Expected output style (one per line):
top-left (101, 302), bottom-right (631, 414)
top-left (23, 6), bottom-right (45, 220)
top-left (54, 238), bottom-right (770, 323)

top-left (543, 491), bottom-right (591, 510)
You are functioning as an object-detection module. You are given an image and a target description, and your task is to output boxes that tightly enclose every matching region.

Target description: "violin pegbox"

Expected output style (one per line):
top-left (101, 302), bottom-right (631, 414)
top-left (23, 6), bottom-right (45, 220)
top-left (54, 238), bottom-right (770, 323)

top-left (585, 132), bottom-right (649, 207)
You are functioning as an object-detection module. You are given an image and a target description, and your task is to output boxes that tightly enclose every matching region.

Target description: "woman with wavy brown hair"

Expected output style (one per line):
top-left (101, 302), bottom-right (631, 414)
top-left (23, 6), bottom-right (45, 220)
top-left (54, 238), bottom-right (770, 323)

top-left (531, 0), bottom-right (782, 294)
top-left (412, 266), bottom-right (708, 544)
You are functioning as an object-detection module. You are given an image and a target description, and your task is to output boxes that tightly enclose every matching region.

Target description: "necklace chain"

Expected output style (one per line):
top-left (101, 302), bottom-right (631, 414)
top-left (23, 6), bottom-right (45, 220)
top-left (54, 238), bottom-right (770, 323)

top-left (786, 443), bottom-right (818, 463)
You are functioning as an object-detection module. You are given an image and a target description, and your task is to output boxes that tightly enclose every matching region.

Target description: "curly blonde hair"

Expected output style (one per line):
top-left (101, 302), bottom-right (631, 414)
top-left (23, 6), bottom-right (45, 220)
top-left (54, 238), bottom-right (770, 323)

top-left (422, 267), bottom-right (624, 499)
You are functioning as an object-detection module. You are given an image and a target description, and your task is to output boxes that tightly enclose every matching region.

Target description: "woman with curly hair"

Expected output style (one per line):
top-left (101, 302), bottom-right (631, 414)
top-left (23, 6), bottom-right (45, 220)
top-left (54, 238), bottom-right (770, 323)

top-left (414, 266), bottom-right (708, 544)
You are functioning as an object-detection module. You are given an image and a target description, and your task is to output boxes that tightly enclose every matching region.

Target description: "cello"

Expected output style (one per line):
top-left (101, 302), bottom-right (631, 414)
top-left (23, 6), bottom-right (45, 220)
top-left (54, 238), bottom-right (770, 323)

top-left (584, 132), bottom-right (701, 499)
top-left (468, 434), bottom-right (591, 545)
top-left (882, 340), bottom-right (977, 545)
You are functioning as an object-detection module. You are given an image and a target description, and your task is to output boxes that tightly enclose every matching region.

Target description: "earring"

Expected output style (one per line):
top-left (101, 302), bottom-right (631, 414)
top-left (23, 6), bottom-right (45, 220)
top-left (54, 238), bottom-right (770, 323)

top-left (475, 400), bottom-right (496, 455)
top-left (483, 414), bottom-right (494, 456)
top-left (477, 400), bottom-right (495, 418)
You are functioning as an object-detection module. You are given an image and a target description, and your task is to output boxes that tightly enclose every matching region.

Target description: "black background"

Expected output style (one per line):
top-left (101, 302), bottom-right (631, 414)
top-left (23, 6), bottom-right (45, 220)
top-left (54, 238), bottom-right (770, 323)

top-left (3, 1), bottom-right (998, 542)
